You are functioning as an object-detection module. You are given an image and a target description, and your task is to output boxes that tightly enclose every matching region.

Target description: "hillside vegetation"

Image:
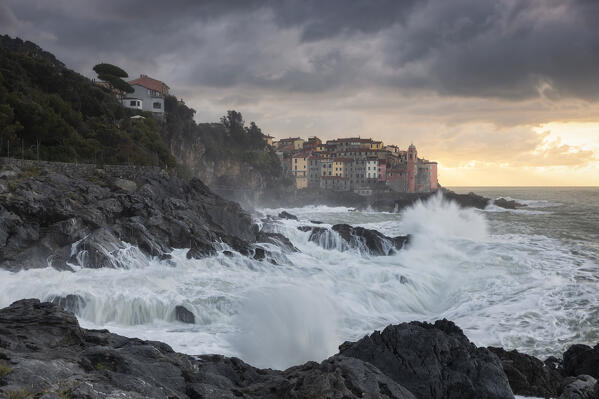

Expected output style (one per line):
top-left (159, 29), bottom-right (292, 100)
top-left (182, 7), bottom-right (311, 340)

top-left (0, 35), bottom-right (174, 166)
top-left (0, 35), bottom-right (284, 193)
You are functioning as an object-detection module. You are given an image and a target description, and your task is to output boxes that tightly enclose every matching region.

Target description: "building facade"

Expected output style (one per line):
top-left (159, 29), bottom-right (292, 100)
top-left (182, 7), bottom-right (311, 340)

top-left (126, 75), bottom-right (170, 118)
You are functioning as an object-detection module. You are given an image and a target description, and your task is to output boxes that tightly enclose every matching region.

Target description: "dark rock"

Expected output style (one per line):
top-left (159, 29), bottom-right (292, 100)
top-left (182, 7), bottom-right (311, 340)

top-left (400, 275), bottom-right (408, 284)
top-left (443, 190), bottom-right (491, 210)
top-left (256, 231), bottom-right (298, 252)
top-left (0, 299), bottom-right (418, 399)
top-left (494, 198), bottom-right (526, 209)
top-left (310, 220), bottom-right (324, 224)
top-left (278, 211), bottom-right (298, 220)
top-left (306, 223), bottom-right (409, 256)
top-left (0, 165), bottom-right (276, 271)
top-left (253, 247), bottom-right (266, 260)
top-left (174, 306), bottom-right (195, 324)
top-left (49, 294), bottom-right (86, 315)
top-left (559, 375), bottom-right (599, 399)
top-left (564, 344), bottom-right (599, 379)
top-left (339, 319), bottom-right (513, 399)
top-left (488, 346), bottom-right (562, 397)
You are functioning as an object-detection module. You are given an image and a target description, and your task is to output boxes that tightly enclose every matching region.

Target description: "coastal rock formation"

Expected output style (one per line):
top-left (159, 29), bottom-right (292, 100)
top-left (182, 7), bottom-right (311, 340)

top-left (6, 299), bottom-right (599, 399)
top-left (0, 162), bottom-right (282, 271)
top-left (301, 224), bottom-right (409, 256)
top-left (559, 375), bottom-right (599, 399)
top-left (368, 190), bottom-right (491, 213)
top-left (493, 198), bottom-right (526, 209)
top-left (0, 299), bottom-right (419, 398)
top-left (174, 306), bottom-right (195, 324)
top-left (278, 210), bottom-right (299, 220)
top-left (488, 346), bottom-right (563, 397)
top-left (339, 319), bottom-right (514, 399)
top-left (564, 344), bottom-right (599, 379)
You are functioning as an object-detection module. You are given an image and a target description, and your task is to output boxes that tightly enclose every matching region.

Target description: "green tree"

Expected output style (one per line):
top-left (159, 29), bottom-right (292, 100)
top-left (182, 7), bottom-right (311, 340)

top-left (93, 63), bottom-right (134, 94)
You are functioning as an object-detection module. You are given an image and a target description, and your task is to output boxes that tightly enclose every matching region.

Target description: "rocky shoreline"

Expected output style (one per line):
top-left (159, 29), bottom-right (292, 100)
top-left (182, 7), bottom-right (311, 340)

top-left (1, 161), bottom-right (591, 399)
top-left (0, 162), bottom-right (293, 271)
top-left (262, 186), bottom-right (524, 213)
top-left (0, 299), bottom-right (597, 399)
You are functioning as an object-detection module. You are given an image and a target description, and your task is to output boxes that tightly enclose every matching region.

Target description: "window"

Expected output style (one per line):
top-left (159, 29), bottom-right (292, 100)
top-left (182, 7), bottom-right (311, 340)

top-left (130, 100), bottom-right (137, 106)
top-left (153, 102), bottom-right (162, 109)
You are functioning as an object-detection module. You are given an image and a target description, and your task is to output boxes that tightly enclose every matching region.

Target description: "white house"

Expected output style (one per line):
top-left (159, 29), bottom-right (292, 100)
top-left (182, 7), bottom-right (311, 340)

top-left (122, 97), bottom-right (143, 110)
top-left (126, 74), bottom-right (170, 118)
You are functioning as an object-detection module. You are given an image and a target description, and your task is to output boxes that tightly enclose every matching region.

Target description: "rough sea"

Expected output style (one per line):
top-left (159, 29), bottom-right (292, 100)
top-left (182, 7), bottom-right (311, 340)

top-left (1, 187), bottom-right (598, 377)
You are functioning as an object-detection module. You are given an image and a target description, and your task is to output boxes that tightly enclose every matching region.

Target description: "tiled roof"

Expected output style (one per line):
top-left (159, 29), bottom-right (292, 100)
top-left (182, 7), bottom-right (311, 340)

top-left (128, 75), bottom-right (169, 92)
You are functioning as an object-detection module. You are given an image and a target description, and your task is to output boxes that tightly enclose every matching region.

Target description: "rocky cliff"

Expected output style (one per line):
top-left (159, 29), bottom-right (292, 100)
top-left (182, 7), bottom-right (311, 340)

top-left (0, 159), bottom-right (287, 271)
top-left (162, 103), bottom-right (289, 206)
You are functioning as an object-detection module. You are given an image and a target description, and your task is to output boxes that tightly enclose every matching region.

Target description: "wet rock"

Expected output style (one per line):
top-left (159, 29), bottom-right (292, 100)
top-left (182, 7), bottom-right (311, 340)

top-left (0, 299), bottom-right (418, 399)
top-left (339, 319), bottom-right (513, 399)
top-left (332, 224), bottom-right (409, 255)
top-left (174, 306), bottom-right (195, 324)
top-left (559, 375), bottom-right (599, 399)
top-left (488, 346), bottom-right (563, 397)
top-left (253, 247), bottom-right (266, 260)
top-left (256, 231), bottom-right (297, 252)
top-left (494, 198), bottom-right (526, 209)
top-left (564, 344), bottom-right (599, 379)
top-left (66, 228), bottom-right (127, 269)
top-left (443, 191), bottom-right (490, 209)
top-left (305, 224), bottom-right (410, 255)
top-left (400, 275), bottom-right (409, 284)
top-left (278, 210), bottom-right (298, 220)
top-left (49, 294), bottom-right (86, 315)
top-left (0, 165), bottom-right (271, 271)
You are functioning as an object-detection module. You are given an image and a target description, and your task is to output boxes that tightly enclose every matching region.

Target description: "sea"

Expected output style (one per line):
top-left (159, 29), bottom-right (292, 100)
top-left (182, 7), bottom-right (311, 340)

top-left (1, 187), bottom-right (598, 378)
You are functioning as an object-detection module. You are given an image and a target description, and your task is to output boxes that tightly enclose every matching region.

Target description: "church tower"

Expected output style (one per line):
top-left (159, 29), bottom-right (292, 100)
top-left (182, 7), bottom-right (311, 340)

top-left (407, 143), bottom-right (417, 193)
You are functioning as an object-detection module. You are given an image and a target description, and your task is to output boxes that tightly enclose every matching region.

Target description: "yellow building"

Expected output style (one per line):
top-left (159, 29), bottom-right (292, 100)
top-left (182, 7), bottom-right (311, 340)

top-left (332, 158), bottom-right (350, 177)
top-left (370, 140), bottom-right (384, 150)
top-left (292, 153), bottom-right (308, 189)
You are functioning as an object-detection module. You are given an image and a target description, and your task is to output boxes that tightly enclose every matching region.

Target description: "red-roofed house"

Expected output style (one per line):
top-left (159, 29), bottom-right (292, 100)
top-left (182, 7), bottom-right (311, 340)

top-left (124, 74), bottom-right (170, 117)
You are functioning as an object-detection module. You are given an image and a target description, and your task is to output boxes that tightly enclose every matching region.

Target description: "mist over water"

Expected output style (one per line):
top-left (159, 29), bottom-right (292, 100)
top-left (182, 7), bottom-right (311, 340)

top-left (1, 188), bottom-right (598, 370)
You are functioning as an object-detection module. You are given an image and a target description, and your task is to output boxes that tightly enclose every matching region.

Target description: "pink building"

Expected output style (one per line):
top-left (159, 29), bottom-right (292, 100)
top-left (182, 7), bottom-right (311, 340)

top-left (378, 159), bottom-right (387, 182)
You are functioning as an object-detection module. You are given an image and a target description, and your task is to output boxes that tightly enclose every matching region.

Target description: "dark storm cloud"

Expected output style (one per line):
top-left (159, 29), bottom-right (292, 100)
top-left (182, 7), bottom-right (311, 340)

top-left (4, 0), bottom-right (599, 100)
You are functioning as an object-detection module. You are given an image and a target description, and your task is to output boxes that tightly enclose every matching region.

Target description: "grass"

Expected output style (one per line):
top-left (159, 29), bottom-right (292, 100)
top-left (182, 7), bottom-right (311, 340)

top-left (4, 389), bottom-right (31, 399)
top-left (0, 364), bottom-right (12, 377)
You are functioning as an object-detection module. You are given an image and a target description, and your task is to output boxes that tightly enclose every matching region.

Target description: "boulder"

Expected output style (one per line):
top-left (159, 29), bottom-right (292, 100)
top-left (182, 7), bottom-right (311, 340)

top-left (339, 319), bottom-right (513, 399)
top-left (278, 210), bottom-right (298, 220)
top-left (494, 198), bottom-right (526, 209)
top-left (564, 344), bottom-right (599, 379)
top-left (256, 231), bottom-right (298, 252)
top-left (559, 375), bottom-right (599, 399)
top-left (112, 178), bottom-right (137, 192)
top-left (174, 305), bottom-right (195, 324)
top-left (305, 224), bottom-right (409, 256)
top-left (488, 346), bottom-right (563, 397)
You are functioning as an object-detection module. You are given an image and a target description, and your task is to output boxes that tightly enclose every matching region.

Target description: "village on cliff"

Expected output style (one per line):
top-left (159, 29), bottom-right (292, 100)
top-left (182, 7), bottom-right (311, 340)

top-left (117, 74), bottom-right (439, 196)
top-left (268, 136), bottom-right (439, 195)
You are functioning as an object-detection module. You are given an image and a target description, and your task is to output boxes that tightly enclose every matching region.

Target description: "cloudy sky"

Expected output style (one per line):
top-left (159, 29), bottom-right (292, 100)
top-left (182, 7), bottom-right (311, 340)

top-left (3, 0), bottom-right (599, 185)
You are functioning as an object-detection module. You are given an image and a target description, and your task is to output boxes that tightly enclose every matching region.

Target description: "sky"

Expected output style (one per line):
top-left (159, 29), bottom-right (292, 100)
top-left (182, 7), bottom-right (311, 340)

top-left (2, 0), bottom-right (599, 186)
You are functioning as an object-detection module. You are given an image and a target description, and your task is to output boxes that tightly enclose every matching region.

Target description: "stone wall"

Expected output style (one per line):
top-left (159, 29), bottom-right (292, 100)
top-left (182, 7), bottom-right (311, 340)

top-left (0, 157), bottom-right (166, 181)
